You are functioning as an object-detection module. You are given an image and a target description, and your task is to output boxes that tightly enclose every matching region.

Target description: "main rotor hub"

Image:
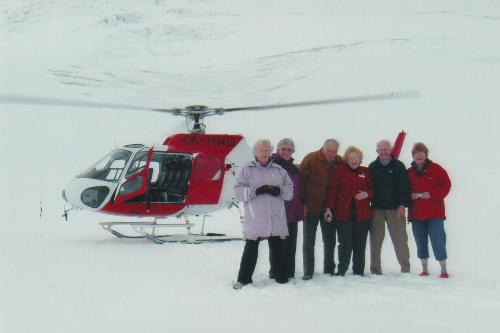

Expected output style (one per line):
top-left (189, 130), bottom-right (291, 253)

top-left (180, 105), bottom-right (213, 134)
top-left (185, 105), bottom-right (209, 113)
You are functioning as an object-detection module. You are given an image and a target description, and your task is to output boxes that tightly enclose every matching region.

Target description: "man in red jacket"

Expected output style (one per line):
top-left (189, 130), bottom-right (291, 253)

top-left (407, 142), bottom-right (452, 278)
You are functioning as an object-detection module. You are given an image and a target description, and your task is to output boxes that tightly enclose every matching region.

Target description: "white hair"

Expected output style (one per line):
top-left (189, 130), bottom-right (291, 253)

top-left (253, 139), bottom-right (273, 154)
top-left (376, 139), bottom-right (392, 149)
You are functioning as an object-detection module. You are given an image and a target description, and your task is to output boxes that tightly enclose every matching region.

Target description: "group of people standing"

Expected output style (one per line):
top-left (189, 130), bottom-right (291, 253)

top-left (233, 137), bottom-right (452, 289)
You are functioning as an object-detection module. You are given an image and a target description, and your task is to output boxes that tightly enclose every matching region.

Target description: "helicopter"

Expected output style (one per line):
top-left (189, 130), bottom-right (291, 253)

top-left (0, 91), bottom-right (416, 243)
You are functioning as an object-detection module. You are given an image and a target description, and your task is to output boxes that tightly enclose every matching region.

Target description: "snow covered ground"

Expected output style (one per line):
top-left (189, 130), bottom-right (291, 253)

top-left (1, 0), bottom-right (500, 332)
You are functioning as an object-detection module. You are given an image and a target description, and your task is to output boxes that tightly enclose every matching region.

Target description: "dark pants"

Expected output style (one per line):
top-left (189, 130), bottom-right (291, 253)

top-left (270, 222), bottom-right (299, 278)
top-left (303, 213), bottom-right (336, 276)
top-left (237, 236), bottom-right (288, 284)
top-left (337, 211), bottom-right (371, 275)
top-left (286, 222), bottom-right (298, 278)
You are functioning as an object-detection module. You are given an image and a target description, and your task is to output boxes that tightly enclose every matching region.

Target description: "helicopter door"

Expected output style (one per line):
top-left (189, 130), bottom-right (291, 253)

top-left (147, 153), bottom-right (192, 203)
top-left (114, 147), bottom-right (153, 205)
top-left (188, 157), bottom-right (223, 204)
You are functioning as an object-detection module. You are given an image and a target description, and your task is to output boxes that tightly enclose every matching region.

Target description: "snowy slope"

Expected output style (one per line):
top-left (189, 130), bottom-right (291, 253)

top-left (1, 1), bottom-right (500, 332)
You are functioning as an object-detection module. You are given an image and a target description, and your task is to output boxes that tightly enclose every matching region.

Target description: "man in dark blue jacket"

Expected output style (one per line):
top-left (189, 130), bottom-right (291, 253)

top-left (369, 140), bottom-right (411, 274)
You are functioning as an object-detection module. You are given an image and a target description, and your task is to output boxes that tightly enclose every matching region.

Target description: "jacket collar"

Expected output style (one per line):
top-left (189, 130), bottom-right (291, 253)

top-left (246, 159), bottom-right (278, 168)
top-left (411, 159), bottom-right (432, 176)
top-left (271, 153), bottom-right (294, 165)
top-left (376, 155), bottom-right (395, 167)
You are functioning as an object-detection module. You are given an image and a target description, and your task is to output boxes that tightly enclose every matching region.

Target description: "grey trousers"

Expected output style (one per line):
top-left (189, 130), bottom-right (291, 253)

top-left (369, 209), bottom-right (410, 274)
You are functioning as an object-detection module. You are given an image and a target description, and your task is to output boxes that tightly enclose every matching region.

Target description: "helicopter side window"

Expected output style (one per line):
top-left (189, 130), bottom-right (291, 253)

top-left (77, 149), bottom-right (132, 182)
top-left (193, 158), bottom-right (221, 181)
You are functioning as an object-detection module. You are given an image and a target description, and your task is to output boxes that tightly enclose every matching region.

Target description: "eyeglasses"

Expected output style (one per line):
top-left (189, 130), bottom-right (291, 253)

top-left (280, 148), bottom-right (293, 152)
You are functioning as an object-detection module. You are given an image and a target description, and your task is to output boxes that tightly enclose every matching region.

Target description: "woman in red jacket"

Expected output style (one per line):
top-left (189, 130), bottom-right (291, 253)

top-left (325, 146), bottom-right (373, 276)
top-left (408, 143), bottom-right (452, 278)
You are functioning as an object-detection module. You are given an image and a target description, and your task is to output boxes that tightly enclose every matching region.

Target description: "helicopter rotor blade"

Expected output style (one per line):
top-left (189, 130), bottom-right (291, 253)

top-left (223, 90), bottom-right (420, 112)
top-left (0, 90), bottom-right (420, 117)
top-left (0, 94), bottom-right (181, 113)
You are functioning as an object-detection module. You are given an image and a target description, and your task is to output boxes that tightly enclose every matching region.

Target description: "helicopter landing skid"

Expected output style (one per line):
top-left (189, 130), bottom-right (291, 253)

top-left (99, 221), bottom-right (241, 244)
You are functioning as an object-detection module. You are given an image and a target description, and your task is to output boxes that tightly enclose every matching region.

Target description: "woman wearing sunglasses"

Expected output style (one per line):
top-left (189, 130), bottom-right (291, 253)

top-left (270, 138), bottom-right (303, 280)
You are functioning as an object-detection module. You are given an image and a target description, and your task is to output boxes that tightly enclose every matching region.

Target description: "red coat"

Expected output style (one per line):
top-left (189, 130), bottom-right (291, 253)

top-left (407, 160), bottom-right (451, 221)
top-left (325, 164), bottom-right (374, 222)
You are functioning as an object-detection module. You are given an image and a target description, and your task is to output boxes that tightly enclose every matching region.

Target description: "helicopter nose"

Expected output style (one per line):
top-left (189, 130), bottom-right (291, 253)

top-left (63, 179), bottom-right (113, 210)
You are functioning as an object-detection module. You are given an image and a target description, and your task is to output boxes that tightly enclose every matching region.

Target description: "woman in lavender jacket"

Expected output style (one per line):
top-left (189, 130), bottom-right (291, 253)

top-left (233, 139), bottom-right (293, 289)
top-left (270, 138), bottom-right (303, 279)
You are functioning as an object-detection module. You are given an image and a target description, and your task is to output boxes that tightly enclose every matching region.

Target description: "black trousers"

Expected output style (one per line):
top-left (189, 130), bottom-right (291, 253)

top-left (269, 222), bottom-right (298, 278)
top-left (337, 210), bottom-right (371, 275)
top-left (237, 236), bottom-right (288, 284)
top-left (303, 214), bottom-right (337, 276)
top-left (286, 222), bottom-right (298, 278)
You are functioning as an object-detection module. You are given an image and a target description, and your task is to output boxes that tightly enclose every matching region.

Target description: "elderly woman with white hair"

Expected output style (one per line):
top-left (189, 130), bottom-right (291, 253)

top-left (233, 139), bottom-right (294, 289)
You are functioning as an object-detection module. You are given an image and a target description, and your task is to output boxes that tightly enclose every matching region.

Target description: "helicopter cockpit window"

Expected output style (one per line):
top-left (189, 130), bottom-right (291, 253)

top-left (125, 149), bottom-right (160, 183)
top-left (123, 152), bottom-right (193, 204)
top-left (77, 149), bottom-right (132, 182)
top-left (125, 148), bottom-right (148, 177)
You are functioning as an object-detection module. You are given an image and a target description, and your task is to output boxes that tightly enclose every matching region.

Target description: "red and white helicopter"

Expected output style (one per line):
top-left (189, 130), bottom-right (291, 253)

top-left (1, 92), bottom-right (415, 243)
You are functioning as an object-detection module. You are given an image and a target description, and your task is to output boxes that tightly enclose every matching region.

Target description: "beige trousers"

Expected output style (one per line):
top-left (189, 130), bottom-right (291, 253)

top-left (369, 209), bottom-right (410, 274)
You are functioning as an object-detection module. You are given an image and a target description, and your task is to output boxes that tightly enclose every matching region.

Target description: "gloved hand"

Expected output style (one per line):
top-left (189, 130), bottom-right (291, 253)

top-left (256, 185), bottom-right (269, 196)
top-left (269, 186), bottom-right (281, 197)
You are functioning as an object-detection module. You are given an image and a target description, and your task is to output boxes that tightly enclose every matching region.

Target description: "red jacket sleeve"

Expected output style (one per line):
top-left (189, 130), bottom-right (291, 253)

top-left (429, 164), bottom-right (451, 200)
